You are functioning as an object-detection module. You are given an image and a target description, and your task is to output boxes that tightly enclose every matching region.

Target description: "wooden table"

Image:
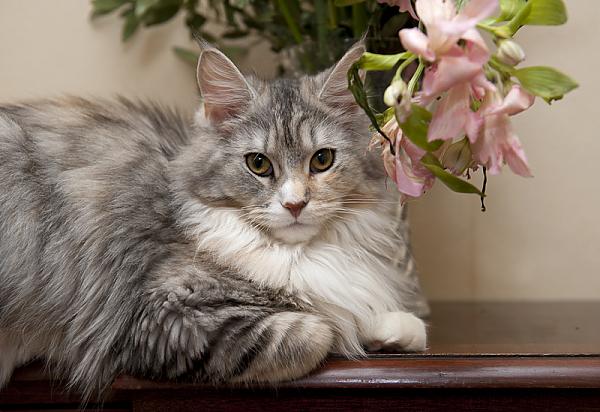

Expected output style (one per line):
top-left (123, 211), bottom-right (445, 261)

top-left (2, 302), bottom-right (600, 411)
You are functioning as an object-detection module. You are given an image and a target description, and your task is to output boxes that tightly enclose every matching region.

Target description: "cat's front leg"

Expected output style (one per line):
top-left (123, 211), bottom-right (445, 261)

top-left (363, 311), bottom-right (427, 352)
top-left (127, 271), bottom-right (334, 384)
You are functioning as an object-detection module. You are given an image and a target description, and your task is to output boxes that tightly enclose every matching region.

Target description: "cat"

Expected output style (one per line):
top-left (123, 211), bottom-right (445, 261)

top-left (0, 41), bottom-right (428, 398)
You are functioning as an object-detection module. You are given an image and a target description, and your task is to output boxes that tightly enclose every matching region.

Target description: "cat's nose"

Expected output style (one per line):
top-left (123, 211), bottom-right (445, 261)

top-left (282, 201), bottom-right (307, 219)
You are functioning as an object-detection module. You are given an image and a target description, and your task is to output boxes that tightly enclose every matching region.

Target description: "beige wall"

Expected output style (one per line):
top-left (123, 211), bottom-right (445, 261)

top-left (1, 1), bottom-right (598, 301)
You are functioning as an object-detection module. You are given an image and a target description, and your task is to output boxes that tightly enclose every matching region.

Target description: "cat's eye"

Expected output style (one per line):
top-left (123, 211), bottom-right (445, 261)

top-left (310, 149), bottom-right (335, 173)
top-left (245, 153), bottom-right (273, 177)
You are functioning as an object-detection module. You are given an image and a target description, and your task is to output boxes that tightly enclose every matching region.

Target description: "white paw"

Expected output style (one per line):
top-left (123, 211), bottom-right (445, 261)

top-left (366, 311), bottom-right (427, 352)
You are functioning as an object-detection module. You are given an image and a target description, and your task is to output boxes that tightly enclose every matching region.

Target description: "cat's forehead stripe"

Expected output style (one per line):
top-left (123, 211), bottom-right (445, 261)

top-left (262, 80), bottom-right (328, 154)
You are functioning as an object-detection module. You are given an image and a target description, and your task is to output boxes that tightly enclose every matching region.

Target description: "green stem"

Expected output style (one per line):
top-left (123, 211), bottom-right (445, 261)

top-left (327, 0), bottom-right (337, 29)
top-left (408, 59), bottom-right (425, 95)
top-left (315, 0), bottom-right (328, 65)
top-left (488, 56), bottom-right (515, 76)
top-left (393, 54), bottom-right (416, 81)
top-left (351, 3), bottom-right (368, 38)
top-left (275, 0), bottom-right (303, 44)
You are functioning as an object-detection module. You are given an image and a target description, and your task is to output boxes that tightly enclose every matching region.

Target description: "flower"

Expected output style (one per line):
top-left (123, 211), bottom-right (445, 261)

top-left (423, 47), bottom-right (496, 143)
top-left (377, 0), bottom-right (418, 20)
top-left (399, 0), bottom-right (497, 102)
top-left (399, 0), bottom-right (497, 63)
top-left (420, 39), bottom-right (495, 101)
top-left (397, 0), bottom-right (498, 143)
top-left (471, 86), bottom-right (535, 176)
top-left (427, 78), bottom-right (484, 143)
top-left (373, 119), bottom-right (435, 199)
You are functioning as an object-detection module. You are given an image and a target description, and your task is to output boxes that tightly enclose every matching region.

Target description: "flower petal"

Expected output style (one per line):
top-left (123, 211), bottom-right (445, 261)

top-left (399, 28), bottom-right (436, 61)
top-left (428, 83), bottom-right (471, 141)
top-left (416, 0), bottom-right (453, 26)
top-left (504, 138), bottom-right (532, 177)
top-left (465, 110), bottom-right (483, 143)
top-left (471, 110), bottom-right (507, 175)
top-left (461, 0), bottom-right (499, 22)
top-left (399, 0), bottom-right (419, 19)
top-left (488, 85), bottom-right (536, 116)
top-left (462, 28), bottom-right (490, 65)
top-left (393, 135), bottom-right (434, 198)
top-left (422, 52), bottom-right (482, 97)
top-left (470, 71), bottom-right (497, 100)
top-left (439, 0), bottom-right (498, 36)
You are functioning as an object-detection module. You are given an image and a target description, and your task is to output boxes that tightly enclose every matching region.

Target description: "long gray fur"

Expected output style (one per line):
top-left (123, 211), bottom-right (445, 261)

top-left (0, 46), bottom-right (427, 399)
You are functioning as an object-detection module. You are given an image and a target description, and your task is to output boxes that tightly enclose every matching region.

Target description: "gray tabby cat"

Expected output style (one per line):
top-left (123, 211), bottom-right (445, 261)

top-left (0, 42), bottom-right (428, 398)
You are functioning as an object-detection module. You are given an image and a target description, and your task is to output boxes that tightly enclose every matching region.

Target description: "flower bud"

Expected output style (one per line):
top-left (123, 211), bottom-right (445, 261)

top-left (383, 79), bottom-right (408, 107)
top-left (496, 40), bottom-right (526, 67)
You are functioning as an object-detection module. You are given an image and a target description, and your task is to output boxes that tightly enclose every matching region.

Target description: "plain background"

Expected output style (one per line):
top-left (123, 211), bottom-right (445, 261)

top-left (1, 0), bottom-right (598, 301)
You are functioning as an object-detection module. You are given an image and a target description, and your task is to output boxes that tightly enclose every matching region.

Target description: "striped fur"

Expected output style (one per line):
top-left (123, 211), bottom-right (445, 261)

top-left (0, 43), bottom-right (427, 399)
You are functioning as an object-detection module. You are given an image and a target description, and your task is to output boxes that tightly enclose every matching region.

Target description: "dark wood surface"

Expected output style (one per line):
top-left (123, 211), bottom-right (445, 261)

top-left (2, 301), bottom-right (600, 411)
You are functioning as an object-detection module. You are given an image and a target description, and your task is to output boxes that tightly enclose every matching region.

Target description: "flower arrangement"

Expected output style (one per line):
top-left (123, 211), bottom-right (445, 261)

top-left (348, 0), bottom-right (577, 209)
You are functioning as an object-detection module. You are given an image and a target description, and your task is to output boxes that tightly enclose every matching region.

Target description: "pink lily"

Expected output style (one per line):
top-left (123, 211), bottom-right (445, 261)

top-left (377, 0), bottom-right (418, 20)
top-left (374, 119), bottom-right (435, 199)
top-left (399, 0), bottom-right (497, 63)
top-left (427, 82), bottom-right (483, 142)
top-left (420, 38), bottom-right (495, 101)
top-left (397, 0), bottom-right (498, 143)
top-left (400, 0), bottom-right (497, 104)
top-left (471, 86), bottom-right (535, 177)
top-left (424, 49), bottom-right (495, 142)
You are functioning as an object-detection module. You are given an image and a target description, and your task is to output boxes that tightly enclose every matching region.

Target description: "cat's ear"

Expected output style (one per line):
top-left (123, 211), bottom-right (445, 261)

top-left (318, 41), bottom-right (366, 110)
top-left (196, 44), bottom-right (256, 124)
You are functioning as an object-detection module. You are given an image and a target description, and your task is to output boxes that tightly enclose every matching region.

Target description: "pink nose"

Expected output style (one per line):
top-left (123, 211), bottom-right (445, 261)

top-left (282, 201), bottom-right (307, 219)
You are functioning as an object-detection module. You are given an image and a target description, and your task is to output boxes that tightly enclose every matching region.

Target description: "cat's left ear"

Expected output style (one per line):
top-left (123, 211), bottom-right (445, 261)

top-left (196, 43), bottom-right (256, 124)
top-left (318, 41), bottom-right (366, 110)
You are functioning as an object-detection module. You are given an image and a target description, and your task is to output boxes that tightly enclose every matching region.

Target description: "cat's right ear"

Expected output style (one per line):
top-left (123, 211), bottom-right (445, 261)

top-left (196, 44), bottom-right (256, 124)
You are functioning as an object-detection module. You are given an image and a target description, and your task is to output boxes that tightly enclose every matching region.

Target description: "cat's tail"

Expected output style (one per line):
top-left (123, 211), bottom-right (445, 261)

top-left (203, 311), bottom-right (334, 384)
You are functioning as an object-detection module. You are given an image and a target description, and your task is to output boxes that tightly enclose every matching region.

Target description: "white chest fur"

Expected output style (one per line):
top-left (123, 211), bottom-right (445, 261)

top-left (179, 200), bottom-right (411, 355)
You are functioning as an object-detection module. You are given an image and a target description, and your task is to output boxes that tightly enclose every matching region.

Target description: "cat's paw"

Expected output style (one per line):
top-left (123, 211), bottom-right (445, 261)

top-left (366, 311), bottom-right (427, 352)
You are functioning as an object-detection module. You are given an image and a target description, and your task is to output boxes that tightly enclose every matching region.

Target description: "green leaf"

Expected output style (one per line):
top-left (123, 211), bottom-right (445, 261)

top-left (221, 29), bottom-right (250, 39)
top-left (91, 0), bottom-right (128, 17)
top-left (347, 62), bottom-right (394, 152)
top-left (173, 46), bottom-right (199, 65)
top-left (219, 45), bottom-right (250, 61)
top-left (399, 105), bottom-right (444, 152)
top-left (421, 153), bottom-right (484, 196)
top-left (524, 0), bottom-right (567, 26)
top-left (121, 10), bottom-right (140, 41)
top-left (497, 0), bottom-right (526, 22)
top-left (142, 4), bottom-right (181, 26)
top-left (334, 0), bottom-right (365, 6)
top-left (375, 107), bottom-right (395, 128)
top-left (513, 66), bottom-right (578, 103)
top-left (356, 52), bottom-right (411, 72)
top-left (185, 13), bottom-right (207, 30)
top-left (135, 0), bottom-right (160, 17)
